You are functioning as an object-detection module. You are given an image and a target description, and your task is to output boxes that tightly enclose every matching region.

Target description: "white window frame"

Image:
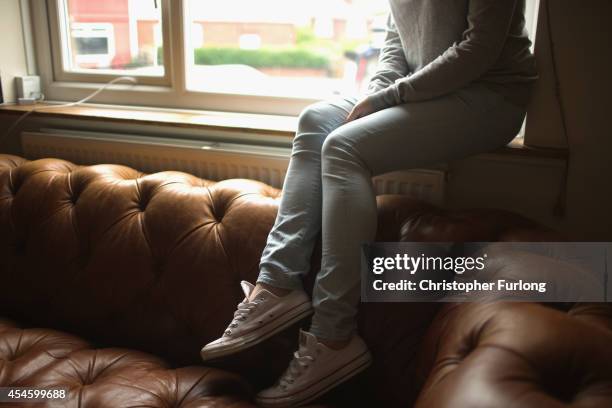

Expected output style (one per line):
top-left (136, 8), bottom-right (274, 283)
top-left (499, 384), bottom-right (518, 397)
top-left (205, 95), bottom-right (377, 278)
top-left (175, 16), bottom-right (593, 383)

top-left (29, 0), bottom-right (543, 118)
top-left (47, 0), bottom-right (173, 86)
top-left (30, 0), bottom-right (317, 116)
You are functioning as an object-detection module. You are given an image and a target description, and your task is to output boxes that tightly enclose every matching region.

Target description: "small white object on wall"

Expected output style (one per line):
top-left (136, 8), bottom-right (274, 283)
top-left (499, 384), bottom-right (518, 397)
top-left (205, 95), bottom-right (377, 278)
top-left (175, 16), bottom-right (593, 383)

top-left (15, 75), bottom-right (41, 100)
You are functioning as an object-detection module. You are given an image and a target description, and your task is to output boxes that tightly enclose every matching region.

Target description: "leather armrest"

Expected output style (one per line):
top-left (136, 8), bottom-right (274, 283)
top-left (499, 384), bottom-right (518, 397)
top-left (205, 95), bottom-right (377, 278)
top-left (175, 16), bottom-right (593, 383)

top-left (413, 302), bottom-right (612, 408)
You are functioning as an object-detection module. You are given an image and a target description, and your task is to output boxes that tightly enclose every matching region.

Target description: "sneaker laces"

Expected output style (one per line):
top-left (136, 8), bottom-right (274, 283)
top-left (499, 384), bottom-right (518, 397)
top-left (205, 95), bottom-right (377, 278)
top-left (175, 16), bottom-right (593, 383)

top-left (278, 347), bottom-right (317, 388)
top-left (223, 296), bottom-right (266, 337)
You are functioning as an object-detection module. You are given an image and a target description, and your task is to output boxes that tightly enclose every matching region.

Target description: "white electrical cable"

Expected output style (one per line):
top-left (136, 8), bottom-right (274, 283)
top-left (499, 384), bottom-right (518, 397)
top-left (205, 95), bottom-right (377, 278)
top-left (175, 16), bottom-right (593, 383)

top-left (1, 76), bottom-right (137, 146)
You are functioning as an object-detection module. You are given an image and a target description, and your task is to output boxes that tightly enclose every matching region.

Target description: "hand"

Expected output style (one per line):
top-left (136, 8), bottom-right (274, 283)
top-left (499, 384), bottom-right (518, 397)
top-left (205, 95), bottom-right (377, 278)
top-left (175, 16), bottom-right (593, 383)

top-left (346, 96), bottom-right (378, 122)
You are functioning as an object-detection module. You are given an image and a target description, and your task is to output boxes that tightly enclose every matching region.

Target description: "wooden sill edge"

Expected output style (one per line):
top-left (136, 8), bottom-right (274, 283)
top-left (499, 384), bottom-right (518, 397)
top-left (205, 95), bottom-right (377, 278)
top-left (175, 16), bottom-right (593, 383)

top-left (0, 102), bottom-right (298, 137)
top-left (0, 102), bottom-right (567, 160)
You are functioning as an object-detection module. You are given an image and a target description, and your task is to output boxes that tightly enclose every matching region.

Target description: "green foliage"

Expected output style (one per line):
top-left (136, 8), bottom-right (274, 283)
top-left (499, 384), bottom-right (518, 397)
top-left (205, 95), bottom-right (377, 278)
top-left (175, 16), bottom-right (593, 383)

top-left (193, 47), bottom-right (331, 70)
top-left (295, 26), bottom-right (362, 55)
top-left (296, 26), bottom-right (317, 45)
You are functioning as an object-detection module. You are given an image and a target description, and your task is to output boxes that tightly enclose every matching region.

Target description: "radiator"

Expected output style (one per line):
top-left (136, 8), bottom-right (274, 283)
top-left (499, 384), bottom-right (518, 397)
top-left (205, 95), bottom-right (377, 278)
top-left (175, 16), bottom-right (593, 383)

top-left (21, 129), bottom-right (446, 205)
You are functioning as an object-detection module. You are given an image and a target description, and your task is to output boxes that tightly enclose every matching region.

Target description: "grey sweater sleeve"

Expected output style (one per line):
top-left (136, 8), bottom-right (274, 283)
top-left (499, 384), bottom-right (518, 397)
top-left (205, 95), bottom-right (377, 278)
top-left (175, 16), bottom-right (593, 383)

top-left (369, 0), bottom-right (520, 109)
top-left (365, 13), bottom-right (410, 96)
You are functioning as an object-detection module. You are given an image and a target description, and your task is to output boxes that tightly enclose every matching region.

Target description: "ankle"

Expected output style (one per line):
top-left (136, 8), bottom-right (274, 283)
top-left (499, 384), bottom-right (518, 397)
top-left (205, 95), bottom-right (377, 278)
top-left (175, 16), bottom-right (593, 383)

top-left (252, 282), bottom-right (292, 299)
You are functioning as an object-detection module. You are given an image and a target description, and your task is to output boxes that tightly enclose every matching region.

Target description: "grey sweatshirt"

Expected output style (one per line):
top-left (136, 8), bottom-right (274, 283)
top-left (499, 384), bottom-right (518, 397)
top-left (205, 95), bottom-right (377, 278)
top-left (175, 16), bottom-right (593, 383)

top-left (367, 0), bottom-right (538, 109)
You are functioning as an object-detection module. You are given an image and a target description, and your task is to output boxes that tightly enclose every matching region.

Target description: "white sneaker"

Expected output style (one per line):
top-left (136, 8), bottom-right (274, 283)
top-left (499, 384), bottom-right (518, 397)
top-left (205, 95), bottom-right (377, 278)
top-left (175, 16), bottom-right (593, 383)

top-left (256, 330), bottom-right (372, 407)
top-left (200, 281), bottom-right (313, 361)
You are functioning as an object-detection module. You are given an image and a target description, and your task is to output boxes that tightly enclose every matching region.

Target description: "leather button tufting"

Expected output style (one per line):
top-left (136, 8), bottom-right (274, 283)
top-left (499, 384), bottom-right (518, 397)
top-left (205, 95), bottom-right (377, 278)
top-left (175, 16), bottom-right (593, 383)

top-left (1, 155), bottom-right (610, 408)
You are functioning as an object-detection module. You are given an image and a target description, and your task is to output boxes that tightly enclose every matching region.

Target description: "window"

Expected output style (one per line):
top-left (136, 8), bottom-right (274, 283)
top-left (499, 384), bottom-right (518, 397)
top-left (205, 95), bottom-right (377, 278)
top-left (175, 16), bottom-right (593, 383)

top-left (32, 0), bottom-right (540, 116)
top-left (183, 0), bottom-right (390, 99)
top-left (47, 0), bottom-right (169, 85)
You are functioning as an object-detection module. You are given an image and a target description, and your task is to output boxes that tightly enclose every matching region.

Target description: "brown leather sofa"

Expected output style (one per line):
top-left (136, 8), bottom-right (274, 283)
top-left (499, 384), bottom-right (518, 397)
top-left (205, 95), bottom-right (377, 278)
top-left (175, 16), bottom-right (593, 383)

top-left (1, 154), bottom-right (611, 407)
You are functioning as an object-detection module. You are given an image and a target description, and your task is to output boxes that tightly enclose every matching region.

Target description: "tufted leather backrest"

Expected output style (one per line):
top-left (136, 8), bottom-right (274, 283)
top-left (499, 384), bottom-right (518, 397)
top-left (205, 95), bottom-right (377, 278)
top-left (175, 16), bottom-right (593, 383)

top-left (5, 154), bottom-right (599, 408)
top-left (413, 302), bottom-right (612, 408)
top-left (0, 154), bottom-right (281, 366)
top-left (355, 195), bottom-right (566, 407)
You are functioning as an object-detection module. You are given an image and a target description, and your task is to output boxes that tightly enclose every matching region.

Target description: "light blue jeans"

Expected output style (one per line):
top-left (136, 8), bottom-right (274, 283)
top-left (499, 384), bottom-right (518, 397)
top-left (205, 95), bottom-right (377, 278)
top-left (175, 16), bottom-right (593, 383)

top-left (257, 83), bottom-right (526, 341)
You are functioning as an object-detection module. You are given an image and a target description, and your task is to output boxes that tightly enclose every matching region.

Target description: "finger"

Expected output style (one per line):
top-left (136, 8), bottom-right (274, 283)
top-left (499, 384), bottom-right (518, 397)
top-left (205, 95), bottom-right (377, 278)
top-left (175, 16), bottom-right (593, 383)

top-left (346, 110), bottom-right (357, 122)
top-left (346, 106), bottom-right (362, 122)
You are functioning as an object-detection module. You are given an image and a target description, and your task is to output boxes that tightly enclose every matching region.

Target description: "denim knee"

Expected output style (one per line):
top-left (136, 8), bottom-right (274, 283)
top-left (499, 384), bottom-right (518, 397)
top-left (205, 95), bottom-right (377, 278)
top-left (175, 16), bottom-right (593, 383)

top-left (297, 99), bottom-right (354, 137)
top-left (321, 130), bottom-right (371, 174)
top-left (298, 102), bottom-right (335, 134)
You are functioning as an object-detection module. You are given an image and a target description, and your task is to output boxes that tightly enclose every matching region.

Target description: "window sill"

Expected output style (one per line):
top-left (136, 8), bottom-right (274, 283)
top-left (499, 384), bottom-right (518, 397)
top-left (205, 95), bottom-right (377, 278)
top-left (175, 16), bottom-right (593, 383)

top-left (0, 102), bottom-right (298, 139)
top-left (0, 102), bottom-right (568, 160)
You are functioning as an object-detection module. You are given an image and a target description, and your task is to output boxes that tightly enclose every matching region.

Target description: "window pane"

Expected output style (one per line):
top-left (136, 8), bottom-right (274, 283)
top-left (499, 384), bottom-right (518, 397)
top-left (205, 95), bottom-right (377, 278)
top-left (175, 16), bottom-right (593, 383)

top-left (60, 0), bottom-right (164, 76)
top-left (184, 0), bottom-right (390, 98)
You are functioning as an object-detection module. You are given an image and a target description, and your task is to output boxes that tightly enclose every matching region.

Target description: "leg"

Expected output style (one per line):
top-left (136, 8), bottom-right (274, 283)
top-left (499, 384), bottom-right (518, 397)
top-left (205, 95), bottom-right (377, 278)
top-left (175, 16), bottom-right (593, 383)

top-left (257, 96), bottom-right (357, 291)
top-left (201, 98), bottom-right (357, 361)
top-left (310, 84), bottom-right (527, 341)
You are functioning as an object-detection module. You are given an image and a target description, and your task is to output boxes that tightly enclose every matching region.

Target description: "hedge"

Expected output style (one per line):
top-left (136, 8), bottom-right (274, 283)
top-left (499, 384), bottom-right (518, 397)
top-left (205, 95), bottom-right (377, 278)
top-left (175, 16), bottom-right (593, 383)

top-left (196, 47), bottom-right (330, 70)
top-left (157, 46), bottom-right (331, 70)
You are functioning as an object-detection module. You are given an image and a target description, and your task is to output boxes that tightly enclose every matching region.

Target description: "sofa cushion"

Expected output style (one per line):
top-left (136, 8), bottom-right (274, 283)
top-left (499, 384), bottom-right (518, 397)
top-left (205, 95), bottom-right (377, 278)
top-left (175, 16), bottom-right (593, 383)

top-left (413, 302), bottom-right (612, 408)
top-left (353, 194), bottom-right (564, 407)
top-left (0, 154), bottom-right (580, 407)
top-left (0, 319), bottom-right (255, 407)
top-left (0, 154), bottom-right (281, 366)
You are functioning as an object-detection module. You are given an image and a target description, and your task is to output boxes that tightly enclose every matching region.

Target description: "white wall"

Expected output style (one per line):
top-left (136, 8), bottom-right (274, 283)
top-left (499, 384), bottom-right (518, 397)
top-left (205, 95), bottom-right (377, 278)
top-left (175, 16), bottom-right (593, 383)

top-left (0, 0), bottom-right (28, 103)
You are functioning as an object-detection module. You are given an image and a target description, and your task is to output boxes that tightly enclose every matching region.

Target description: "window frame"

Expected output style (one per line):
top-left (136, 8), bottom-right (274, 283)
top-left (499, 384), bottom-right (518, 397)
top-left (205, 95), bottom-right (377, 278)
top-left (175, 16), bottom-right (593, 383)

top-left (47, 0), bottom-right (173, 86)
top-left (31, 0), bottom-right (319, 116)
top-left (30, 0), bottom-right (545, 121)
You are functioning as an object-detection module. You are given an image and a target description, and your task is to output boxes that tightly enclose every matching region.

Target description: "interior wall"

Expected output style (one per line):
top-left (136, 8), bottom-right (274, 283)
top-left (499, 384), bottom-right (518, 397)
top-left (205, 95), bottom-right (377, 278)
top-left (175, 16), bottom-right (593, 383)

top-left (0, 0), bottom-right (28, 153)
top-left (446, 153), bottom-right (566, 232)
top-left (558, 0), bottom-right (612, 240)
top-left (527, 0), bottom-right (612, 239)
top-left (0, 0), bottom-right (28, 104)
top-left (448, 0), bottom-right (612, 240)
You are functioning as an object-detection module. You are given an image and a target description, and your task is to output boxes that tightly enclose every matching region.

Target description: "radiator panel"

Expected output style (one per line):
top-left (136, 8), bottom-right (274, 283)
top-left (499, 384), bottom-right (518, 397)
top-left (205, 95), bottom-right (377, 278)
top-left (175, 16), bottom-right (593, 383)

top-left (21, 130), bottom-right (445, 205)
